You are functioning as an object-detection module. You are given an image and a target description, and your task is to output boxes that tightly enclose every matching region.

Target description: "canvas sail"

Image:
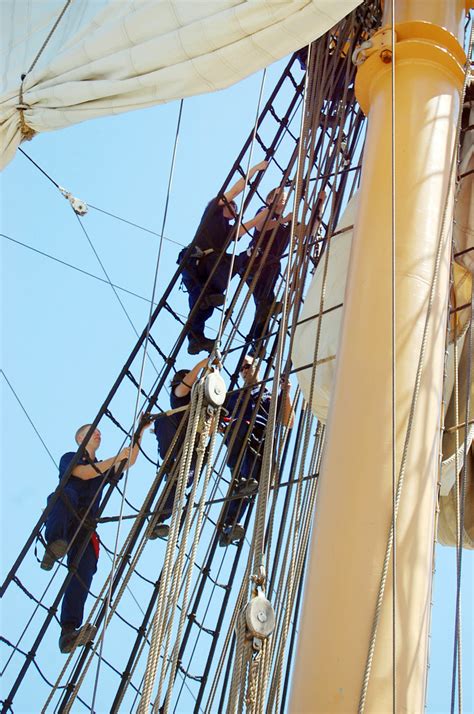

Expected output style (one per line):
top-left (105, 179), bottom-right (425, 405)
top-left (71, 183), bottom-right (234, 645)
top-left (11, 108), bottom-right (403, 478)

top-left (0, 0), bottom-right (362, 169)
top-left (293, 186), bottom-right (474, 548)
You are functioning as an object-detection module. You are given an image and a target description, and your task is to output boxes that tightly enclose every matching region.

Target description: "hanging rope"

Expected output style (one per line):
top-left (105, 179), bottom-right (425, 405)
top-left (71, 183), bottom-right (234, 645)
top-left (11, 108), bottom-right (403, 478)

top-left (138, 378), bottom-right (208, 712)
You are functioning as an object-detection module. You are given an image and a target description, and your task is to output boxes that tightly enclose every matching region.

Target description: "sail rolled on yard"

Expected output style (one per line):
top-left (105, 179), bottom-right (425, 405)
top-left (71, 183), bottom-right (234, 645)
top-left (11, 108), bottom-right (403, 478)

top-left (0, 0), bottom-right (362, 169)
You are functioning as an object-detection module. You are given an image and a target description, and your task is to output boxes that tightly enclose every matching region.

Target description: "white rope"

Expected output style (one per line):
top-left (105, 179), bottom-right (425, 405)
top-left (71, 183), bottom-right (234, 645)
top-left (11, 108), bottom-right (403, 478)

top-left (138, 381), bottom-right (205, 713)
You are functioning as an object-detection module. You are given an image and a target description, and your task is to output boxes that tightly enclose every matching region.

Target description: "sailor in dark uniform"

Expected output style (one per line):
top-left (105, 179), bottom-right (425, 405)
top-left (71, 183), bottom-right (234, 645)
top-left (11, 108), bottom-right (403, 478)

top-left (179, 160), bottom-right (269, 355)
top-left (235, 186), bottom-right (293, 349)
top-left (41, 425), bottom-right (142, 653)
top-left (150, 358), bottom-right (208, 538)
top-left (219, 355), bottom-right (294, 546)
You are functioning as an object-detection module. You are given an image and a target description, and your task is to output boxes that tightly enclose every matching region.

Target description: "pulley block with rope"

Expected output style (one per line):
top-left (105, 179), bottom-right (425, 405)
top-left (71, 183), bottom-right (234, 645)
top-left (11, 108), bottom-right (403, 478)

top-left (59, 186), bottom-right (88, 216)
top-left (203, 368), bottom-right (227, 408)
top-left (245, 588), bottom-right (276, 644)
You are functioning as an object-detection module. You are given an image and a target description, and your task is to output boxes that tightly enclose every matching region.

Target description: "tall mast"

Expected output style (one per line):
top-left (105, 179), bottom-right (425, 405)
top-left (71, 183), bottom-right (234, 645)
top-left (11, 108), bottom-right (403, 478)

top-left (290, 1), bottom-right (470, 712)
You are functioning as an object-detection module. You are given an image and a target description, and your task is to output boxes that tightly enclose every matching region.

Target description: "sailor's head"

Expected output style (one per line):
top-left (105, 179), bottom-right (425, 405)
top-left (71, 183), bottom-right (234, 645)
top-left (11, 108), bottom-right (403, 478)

top-left (266, 187), bottom-right (287, 214)
top-left (170, 369), bottom-right (190, 391)
top-left (239, 355), bottom-right (259, 385)
top-left (75, 424), bottom-right (101, 449)
top-left (223, 199), bottom-right (238, 220)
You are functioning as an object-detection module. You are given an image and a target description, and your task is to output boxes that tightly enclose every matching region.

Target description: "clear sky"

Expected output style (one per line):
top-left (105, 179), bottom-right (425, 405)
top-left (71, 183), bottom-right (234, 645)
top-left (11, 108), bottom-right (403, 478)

top-left (1, 49), bottom-right (473, 713)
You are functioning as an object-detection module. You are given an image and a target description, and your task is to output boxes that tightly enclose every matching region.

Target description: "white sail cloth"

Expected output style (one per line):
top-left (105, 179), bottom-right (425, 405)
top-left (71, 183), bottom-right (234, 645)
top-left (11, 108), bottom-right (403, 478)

top-left (292, 191), bottom-right (474, 547)
top-left (0, 0), bottom-right (362, 169)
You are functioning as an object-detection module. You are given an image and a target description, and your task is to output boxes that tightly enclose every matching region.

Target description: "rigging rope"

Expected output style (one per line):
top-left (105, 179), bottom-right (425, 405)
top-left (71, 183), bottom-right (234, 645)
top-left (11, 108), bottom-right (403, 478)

top-left (1, 232), bottom-right (156, 305)
top-left (390, 3), bottom-right (398, 710)
top-left (17, 0), bottom-right (73, 141)
top-left (450, 24), bottom-right (474, 714)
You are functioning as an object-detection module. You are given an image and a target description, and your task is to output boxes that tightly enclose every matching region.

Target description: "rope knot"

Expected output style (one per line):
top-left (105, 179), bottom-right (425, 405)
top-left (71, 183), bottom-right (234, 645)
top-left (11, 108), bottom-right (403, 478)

top-left (16, 103), bottom-right (36, 141)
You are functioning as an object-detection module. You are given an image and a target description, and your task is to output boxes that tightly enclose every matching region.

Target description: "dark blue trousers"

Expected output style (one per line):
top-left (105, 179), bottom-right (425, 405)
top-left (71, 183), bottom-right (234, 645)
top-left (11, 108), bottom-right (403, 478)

top-left (235, 254), bottom-right (281, 342)
top-left (224, 439), bottom-right (263, 525)
top-left (45, 488), bottom-right (98, 629)
top-left (181, 253), bottom-right (232, 337)
top-left (156, 464), bottom-right (196, 523)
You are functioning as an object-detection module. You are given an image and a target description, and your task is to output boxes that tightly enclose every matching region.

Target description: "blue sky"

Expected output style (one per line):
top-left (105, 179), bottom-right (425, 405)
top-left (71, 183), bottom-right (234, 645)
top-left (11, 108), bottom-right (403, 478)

top-left (1, 50), bottom-right (473, 713)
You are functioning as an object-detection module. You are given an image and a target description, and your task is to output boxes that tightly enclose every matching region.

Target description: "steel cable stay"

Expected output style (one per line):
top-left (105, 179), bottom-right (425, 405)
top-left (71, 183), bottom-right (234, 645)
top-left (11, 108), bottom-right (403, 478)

top-left (2, 7), bottom-right (382, 712)
top-left (449, 23), bottom-right (474, 714)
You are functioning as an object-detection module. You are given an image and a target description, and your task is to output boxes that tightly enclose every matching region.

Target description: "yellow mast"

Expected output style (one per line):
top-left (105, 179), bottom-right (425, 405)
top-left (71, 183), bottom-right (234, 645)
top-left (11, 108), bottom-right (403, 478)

top-left (290, 1), bottom-right (469, 711)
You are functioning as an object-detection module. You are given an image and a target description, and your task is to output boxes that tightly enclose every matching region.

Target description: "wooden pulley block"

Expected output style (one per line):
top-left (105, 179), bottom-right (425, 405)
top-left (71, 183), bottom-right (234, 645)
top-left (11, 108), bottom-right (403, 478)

top-left (245, 591), bottom-right (275, 639)
top-left (204, 370), bottom-right (227, 407)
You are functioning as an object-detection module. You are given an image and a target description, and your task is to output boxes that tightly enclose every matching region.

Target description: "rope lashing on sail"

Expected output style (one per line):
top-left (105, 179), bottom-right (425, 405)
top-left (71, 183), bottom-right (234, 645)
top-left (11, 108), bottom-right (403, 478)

top-left (358, 24), bottom-right (473, 713)
top-left (16, 101), bottom-right (36, 142)
top-left (16, 0), bottom-right (73, 143)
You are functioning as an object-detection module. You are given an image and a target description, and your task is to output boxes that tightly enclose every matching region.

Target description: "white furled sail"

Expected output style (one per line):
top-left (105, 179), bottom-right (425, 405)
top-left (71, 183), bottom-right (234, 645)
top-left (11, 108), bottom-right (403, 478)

top-left (292, 191), bottom-right (358, 423)
top-left (0, 0), bottom-right (362, 169)
top-left (293, 190), bottom-right (474, 548)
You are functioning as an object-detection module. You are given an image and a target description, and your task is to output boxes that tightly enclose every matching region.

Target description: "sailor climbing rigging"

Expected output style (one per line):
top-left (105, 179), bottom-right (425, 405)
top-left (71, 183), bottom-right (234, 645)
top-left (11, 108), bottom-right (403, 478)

top-left (219, 354), bottom-right (294, 546)
top-left (41, 424), bottom-right (145, 653)
top-left (150, 357), bottom-right (208, 539)
top-left (235, 186), bottom-right (293, 351)
top-left (178, 159), bottom-right (269, 355)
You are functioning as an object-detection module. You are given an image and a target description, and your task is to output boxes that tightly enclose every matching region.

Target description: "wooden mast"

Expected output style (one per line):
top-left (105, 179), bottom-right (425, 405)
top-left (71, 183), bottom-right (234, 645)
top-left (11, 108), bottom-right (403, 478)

top-left (290, 1), bottom-right (470, 711)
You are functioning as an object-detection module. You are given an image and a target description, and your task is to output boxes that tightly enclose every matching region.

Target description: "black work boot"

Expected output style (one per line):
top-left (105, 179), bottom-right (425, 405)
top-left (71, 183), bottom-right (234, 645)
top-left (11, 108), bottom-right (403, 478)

top-left (218, 523), bottom-right (245, 547)
top-left (59, 623), bottom-right (97, 654)
top-left (199, 293), bottom-right (225, 310)
top-left (149, 523), bottom-right (170, 540)
top-left (237, 478), bottom-right (258, 496)
top-left (187, 335), bottom-right (214, 355)
top-left (41, 539), bottom-right (68, 571)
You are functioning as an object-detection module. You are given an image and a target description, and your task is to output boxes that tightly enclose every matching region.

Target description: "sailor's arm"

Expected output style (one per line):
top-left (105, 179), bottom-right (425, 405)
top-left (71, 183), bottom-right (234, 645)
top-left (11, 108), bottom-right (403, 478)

top-left (72, 437), bottom-right (143, 481)
top-left (174, 358), bottom-right (208, 398)
top-left (237, 208), bottom-right (271, 237)
top-left (222, 160), bottom-right (268, 202)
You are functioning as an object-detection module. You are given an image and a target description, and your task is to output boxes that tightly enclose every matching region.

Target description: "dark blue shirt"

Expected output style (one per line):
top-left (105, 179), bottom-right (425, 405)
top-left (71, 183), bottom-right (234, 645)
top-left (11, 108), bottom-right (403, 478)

top-left (224, 385), bottom-right (272, 445)
top-left (193, 198), bottom-right (233, 253)
top-left (250, 205), bottom-right (291, 261)
top-left (59, 451), bottom-right (104, 518)
top-left (154, 389), bottom-right (190, 461)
